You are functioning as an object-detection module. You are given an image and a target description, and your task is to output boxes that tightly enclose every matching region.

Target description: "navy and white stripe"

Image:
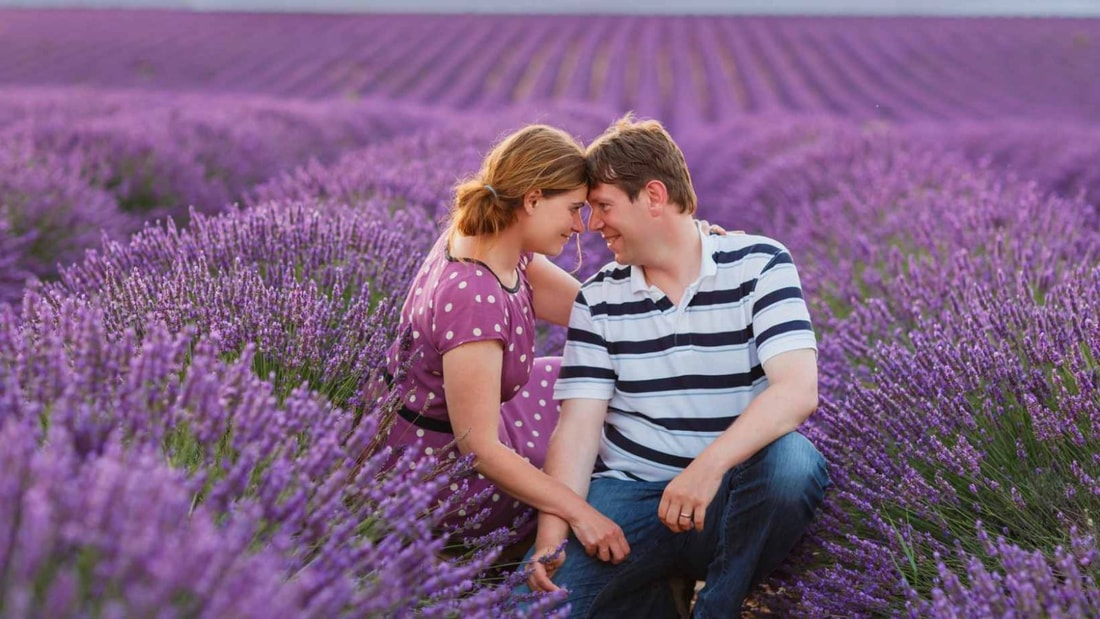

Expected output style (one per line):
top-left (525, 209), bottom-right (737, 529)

top-left (555, 231), bottom-right (817, 482)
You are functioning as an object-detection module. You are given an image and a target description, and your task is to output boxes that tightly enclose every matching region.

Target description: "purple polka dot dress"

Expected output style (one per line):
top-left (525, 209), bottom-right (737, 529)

top-left (381, 233), bottom-right (561, 539)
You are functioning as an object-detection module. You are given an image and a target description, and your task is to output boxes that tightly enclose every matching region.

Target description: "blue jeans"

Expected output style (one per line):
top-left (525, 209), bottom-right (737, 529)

top-left (522, 432), bottom-right (829, 618)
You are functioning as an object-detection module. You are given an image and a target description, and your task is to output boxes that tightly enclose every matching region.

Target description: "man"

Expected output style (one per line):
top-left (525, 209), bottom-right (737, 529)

top-left (525, 115), bottom-right (830, 618)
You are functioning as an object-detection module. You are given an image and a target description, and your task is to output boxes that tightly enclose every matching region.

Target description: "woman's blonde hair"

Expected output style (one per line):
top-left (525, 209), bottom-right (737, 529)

top-left (452, 125), bottom-right (587, 237)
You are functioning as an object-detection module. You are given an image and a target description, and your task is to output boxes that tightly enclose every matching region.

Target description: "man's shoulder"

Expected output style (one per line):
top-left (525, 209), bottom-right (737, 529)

top-left (708, 233), bottom-right (795, 272)
top-left (579, 260), bottom-right (632, 289)
top-left (710, 232), bottom-right (790, 255)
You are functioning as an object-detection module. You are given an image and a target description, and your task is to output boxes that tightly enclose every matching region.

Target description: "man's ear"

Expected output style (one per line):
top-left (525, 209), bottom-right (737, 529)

top-left (643, 180), bottom-right (669, 215)
top-left (524, 188), bottom-right (542, 214)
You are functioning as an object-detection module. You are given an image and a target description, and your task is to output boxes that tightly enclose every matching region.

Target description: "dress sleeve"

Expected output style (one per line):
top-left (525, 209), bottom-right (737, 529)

top-left (431, 268), bottom-right (510, 356)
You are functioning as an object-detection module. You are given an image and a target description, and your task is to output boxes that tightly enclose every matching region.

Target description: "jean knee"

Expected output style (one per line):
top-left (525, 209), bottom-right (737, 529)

top-left (761, 432), bottom-right (830, 507)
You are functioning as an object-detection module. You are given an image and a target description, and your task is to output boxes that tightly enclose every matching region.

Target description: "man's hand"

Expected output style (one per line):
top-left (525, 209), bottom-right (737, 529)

top-left (658, 460), bottom-right (724, 533)
top-left (527, 544), bottom-right (566, 592)
top-left (569, 504), bottom-right (630, 564)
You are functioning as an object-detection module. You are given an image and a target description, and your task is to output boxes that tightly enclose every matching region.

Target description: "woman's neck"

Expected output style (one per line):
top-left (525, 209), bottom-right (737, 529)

top-left (448, 228), bottom-right (522, 287)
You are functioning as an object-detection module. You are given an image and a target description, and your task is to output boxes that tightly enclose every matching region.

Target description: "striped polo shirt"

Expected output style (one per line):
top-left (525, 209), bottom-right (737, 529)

top-left (554, 230), bottom-right (817, 482)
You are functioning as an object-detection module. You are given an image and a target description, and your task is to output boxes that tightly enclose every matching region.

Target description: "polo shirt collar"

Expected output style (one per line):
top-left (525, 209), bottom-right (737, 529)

top-left (699, 226), bottom-right (718, 279)
top-left (629, 225), bottom-right (718, 295)
top-left (629, 262), bottom-right (649, 295)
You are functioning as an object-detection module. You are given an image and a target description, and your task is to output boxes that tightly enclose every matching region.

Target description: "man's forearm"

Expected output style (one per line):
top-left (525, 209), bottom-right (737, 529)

top-left (535, 399), bottom-right (605, 543)
top-left (695, 379), bottom-right (817, 476)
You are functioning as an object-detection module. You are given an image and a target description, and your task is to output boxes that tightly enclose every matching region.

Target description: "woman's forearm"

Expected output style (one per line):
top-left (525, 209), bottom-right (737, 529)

top-left (462, 438), bottom-right (588, 524)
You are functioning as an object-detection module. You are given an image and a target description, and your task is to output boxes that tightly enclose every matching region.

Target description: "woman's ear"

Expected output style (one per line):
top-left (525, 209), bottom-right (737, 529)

top-left (524, 189), bottom-right (542, 214)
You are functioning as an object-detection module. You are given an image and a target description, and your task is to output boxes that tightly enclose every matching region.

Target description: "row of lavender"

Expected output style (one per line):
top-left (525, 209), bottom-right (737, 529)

top-left (3, 11), bottom-right (1099, 127)
top-left (0, 87), bottom-right (452, 304)
top-left (5, 86), bottom-right (1099, 312)
top-left (0, 154), bottom-right (557, 617)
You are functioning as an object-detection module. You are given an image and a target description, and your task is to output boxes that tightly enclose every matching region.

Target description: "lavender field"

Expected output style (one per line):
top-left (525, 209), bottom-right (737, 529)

top-left (1, 8), bottom-right (1099, 617)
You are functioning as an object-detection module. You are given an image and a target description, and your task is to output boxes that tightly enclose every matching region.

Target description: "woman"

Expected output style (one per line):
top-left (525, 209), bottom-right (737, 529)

top-left (380, 124), bottom-right (627, 554)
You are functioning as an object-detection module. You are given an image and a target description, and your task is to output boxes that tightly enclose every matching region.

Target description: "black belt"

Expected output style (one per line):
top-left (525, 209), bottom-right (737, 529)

top-left (397, 405), bottom-right (454, 434)
top-left (384, 369), bottom-right (454, 434)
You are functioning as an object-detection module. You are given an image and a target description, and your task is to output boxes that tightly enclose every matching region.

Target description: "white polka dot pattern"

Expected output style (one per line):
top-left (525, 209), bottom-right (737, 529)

top-left (380, 238), bottom-right (558, 542)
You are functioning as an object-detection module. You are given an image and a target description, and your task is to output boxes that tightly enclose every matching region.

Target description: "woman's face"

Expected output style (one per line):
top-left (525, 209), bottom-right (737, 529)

top-left (522, 186), bottom-right (588, 256)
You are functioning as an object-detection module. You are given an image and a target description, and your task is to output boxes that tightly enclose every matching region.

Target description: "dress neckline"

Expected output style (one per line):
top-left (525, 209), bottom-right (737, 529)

top-left (444, 243), bottom-right (521, 293)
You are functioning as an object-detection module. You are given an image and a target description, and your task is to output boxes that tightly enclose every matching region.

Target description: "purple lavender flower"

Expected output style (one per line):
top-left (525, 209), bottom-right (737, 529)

top-left (0, 419), bottom-right (303, 618)
top-left (3, 291), bottom-right (564, 617)
top-left (906, 525), bottom-right (1100, 617)
top-left (41, 199), bottom-right (427, 410)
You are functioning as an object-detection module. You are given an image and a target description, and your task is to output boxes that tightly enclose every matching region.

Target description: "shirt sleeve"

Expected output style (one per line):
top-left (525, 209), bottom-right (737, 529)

top-left (553, 289), bottom-right (617, 401)
top-left (751, 243), bottom-right (818, 365)
top-left (431, 269), bottom-right (509, 355)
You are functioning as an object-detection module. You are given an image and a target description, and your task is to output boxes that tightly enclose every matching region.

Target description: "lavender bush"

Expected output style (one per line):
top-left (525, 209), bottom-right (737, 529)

top-left (1, 294), bottom-right (565, 617)
top-left (0, 218), bottom-right (30, 304)
top-left (689, 119), bottom-right (1100, 324)
top-left (906, 525), bottom-right (1100, 617)
top-left (0, 136), bottom-right (128, 303)
top-left (251, 126), bottom-right (492, 221)
top-left (669, 117), bottom-right (1100, 615)
top-left (767, 263), bottom-right (1100, 615)
top-left (3, 89), bottom-right (436, 217)
top-left (0, 420), bottom-right (302, 618)
top-left (43, 199), bottom-right (428, 410)
top-left (928, 120), bottom-right (1100, 219)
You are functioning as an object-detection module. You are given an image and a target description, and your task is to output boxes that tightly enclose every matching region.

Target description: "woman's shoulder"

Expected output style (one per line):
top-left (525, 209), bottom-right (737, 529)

top-left (432, 259), bottom-right (509, 307)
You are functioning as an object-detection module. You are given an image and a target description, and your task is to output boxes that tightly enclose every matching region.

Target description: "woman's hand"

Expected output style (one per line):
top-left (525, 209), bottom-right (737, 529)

top-left (527, 544), bottom-right (566, 592)
top-left (695, 219), bottom-right (741, 236)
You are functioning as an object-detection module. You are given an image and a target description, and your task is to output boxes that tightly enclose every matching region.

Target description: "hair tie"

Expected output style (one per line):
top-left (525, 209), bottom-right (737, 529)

top-left (484, 184), bottom-right (499, 200)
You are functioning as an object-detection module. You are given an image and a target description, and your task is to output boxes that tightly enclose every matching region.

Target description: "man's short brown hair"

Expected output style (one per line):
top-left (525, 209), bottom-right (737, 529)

top-left (585, 114), bottom-right (698, 214)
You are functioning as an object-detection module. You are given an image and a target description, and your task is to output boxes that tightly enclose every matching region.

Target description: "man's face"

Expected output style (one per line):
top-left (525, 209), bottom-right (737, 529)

top-left (586, 182), bottom-right (647, 265)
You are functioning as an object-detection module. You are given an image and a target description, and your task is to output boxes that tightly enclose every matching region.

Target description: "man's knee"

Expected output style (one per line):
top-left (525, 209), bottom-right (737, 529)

top-left (756, 432), bottom-right (830, 508)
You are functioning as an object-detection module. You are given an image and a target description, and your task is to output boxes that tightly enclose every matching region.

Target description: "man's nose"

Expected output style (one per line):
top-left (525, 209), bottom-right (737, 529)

top-left (587, 208), bottom-right (603, 232)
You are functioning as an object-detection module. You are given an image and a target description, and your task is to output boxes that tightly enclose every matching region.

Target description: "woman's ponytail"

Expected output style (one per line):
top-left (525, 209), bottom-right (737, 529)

top-left (452, 179), bottom-right (517, 237)
top-left (448, 125), bottom-right (587, 238)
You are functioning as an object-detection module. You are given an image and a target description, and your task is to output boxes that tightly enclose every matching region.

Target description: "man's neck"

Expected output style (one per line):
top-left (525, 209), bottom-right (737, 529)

top-left (639, 217), bottom-right (702, 306)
